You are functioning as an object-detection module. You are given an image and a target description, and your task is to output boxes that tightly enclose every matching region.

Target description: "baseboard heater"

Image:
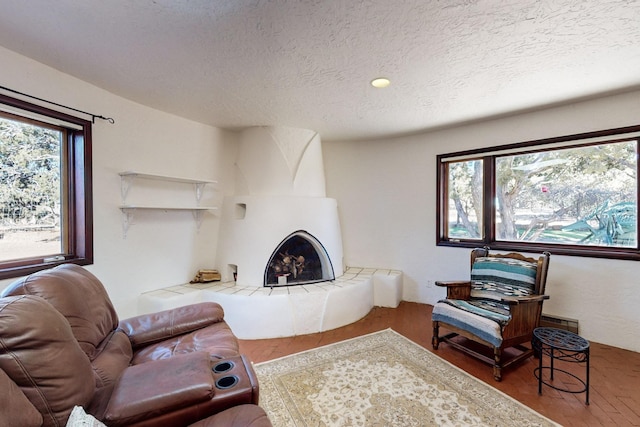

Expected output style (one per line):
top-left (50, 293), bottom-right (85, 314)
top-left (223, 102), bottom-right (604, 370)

top-left (540, 314), bottom-right (579, 334)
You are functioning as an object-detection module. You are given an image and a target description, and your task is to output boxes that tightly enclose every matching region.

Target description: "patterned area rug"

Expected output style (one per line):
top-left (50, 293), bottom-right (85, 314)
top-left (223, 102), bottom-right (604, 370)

top-left (254, 329), bottom-right (560, 426)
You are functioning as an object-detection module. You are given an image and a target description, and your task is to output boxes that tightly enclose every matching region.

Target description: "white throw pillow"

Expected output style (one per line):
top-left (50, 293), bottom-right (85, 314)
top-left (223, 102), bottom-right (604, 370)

top-left (66, 406), bottom-right (107, 427)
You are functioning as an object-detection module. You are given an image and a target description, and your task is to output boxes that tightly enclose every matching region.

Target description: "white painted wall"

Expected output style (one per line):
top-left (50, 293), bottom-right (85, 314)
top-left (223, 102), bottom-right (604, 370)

top-left (0, 46), bottom-right (237, 318)
top-left (324, 90), bottom-right (640, 352)
top-left (2, 43), bottom-right (640, 353)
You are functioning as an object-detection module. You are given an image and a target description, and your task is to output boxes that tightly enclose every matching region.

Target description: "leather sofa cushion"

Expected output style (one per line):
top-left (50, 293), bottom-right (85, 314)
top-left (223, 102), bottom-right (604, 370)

top-left (0, 295), bottom-right (95, 427)
top-left (2, 264), bottom-right (120, 359)
top-left (91, 329), bottom-right (133, 389)
top-left (189, 404), bottom-right (273, 427)
top-left (0, 368), bottom-right (43, 427)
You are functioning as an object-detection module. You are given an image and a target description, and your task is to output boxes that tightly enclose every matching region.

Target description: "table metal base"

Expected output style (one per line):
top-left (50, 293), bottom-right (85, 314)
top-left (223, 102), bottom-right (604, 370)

top-left (532, 327), bottom-right (590, 405)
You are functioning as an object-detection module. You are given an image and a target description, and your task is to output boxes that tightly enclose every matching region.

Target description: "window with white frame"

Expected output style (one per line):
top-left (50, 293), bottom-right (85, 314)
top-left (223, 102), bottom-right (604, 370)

top-left (437, 126), bottom-right (639, 260)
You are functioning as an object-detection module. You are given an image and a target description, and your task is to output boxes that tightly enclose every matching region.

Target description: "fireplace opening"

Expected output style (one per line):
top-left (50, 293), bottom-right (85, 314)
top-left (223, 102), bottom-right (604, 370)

top-left (264, 230), bottom-right (335, 287)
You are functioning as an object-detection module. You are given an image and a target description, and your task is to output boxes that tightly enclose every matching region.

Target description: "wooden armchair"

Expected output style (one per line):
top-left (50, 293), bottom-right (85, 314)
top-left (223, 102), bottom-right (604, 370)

top-left (431, 247), bottom-right (550, 381)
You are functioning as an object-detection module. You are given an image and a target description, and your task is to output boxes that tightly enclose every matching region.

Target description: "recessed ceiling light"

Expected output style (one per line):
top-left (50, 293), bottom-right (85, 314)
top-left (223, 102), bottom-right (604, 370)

top-left (370, 77), bottom-right (390, 88)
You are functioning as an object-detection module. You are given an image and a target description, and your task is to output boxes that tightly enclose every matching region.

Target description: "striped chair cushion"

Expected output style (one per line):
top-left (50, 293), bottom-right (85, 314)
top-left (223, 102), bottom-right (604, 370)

top-left (438, 298), bottom-right (511, 326)
top-left (470, 256), bottom-right (537, 301)
top-left (431, 301), bottom-right (505, 347)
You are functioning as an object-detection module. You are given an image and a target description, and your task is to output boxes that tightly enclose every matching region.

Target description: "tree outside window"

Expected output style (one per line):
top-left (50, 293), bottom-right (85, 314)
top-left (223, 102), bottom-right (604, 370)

top-left (446, 159), bottom-right (483, 239)
top-left (0, 117), bottom-right (64, 261)
top-left (495, 141), bottom-right (636, 247)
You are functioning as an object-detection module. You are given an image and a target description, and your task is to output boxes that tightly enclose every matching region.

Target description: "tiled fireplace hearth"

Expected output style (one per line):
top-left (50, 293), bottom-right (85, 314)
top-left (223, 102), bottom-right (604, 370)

top-left (139, 267), bottom-right (402, 339)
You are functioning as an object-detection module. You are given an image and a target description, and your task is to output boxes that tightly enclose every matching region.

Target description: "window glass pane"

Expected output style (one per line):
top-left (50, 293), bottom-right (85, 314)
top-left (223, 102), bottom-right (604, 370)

top-left (495, 140), bottom-right (637, 247)
top-left (446, 159), bottom-right (483, 239)
top-left (0, 116), bottom-right (63, 261)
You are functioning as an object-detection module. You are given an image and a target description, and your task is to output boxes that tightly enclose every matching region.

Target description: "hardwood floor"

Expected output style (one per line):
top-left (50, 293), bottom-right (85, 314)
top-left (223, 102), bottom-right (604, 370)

top-left (239, 302), bottom-right (640, 427)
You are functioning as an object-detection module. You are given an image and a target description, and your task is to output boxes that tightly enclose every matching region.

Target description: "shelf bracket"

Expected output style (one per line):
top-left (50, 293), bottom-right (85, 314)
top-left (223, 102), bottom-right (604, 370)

top-left (192, 210), bottom-right (204, 229)
top-left (194, 183), bottom-right (205, 205)
top-left (121, 208), bottom-right (135, 239)
top-left (120, 175), bottom-right (136, 202)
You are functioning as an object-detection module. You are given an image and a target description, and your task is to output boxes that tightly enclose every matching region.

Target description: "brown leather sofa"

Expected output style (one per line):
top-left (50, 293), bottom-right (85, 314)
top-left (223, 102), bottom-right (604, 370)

top-left (0, 264), bottom-right (272, 427)
top-left (189, 404), bottom-right (272, 427)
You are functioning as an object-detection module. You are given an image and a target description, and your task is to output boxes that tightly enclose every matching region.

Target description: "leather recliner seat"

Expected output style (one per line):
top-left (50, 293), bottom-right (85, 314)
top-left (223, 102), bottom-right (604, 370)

top-left (0, 264), bottom-right (270, 427)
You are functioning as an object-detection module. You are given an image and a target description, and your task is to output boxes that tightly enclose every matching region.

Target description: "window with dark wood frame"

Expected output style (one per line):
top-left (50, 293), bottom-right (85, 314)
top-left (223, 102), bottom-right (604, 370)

top-left (437, 125), bottom-right (640, 260)
top-left (0, 93), bottom-right (93, 279)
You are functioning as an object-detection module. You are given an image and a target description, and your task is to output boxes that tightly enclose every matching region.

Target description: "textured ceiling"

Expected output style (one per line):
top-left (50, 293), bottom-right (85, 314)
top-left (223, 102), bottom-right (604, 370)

top-left (0, 0), bottom-right (639, 141)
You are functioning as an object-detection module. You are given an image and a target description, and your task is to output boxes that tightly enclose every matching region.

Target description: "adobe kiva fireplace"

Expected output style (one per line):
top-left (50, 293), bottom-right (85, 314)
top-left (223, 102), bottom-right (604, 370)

top-left (215, 126), bottom-right (344, 287)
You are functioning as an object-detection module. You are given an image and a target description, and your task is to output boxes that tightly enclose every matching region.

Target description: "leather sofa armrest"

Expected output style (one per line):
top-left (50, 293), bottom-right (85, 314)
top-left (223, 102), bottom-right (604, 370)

top-left (103, 351), bottom-right (214, 426)
top-left (119, 302), bottom-right (225, 348)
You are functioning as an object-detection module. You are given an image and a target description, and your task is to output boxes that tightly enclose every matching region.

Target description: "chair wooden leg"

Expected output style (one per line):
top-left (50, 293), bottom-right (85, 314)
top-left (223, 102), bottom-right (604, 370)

top-left (432, 321), bottom-right (440, 350)
top-left (493, 347), bottom-right (502, 381)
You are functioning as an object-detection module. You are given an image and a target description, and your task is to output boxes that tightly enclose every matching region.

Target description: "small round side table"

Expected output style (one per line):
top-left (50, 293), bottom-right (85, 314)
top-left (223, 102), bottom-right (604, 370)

top-left (532, 327), bottom-right (590, 405)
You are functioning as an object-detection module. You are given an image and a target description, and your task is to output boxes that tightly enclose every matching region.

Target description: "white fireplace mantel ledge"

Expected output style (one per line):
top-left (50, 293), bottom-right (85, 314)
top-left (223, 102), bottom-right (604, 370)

top-left (138, 267), bottom-right (403, 339)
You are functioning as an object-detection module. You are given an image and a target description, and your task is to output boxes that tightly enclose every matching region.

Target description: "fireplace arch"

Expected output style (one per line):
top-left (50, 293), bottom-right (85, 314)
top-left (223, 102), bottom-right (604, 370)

top-left (264, 230), bottom-right (335, 287)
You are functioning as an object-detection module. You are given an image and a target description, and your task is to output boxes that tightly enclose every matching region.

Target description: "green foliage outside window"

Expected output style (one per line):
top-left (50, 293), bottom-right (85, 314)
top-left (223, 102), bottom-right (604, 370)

top-left (443, 138), bottom-right (638, 251)
top-left (0, 117), bottom-right (62, 260)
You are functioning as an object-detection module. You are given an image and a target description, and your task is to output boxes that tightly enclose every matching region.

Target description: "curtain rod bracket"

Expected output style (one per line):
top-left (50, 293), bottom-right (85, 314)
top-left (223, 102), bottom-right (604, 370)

top-left (92, 115), bottom-right (115, 124)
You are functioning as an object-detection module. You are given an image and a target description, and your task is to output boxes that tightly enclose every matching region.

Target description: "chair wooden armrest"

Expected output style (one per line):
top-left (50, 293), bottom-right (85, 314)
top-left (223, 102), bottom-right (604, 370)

top-left (434, 281), bottom-right (471, 287)
top-left (435, 281), bottom-right (471, 300)
top-left (500, 294), bottom-right (549, 305)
